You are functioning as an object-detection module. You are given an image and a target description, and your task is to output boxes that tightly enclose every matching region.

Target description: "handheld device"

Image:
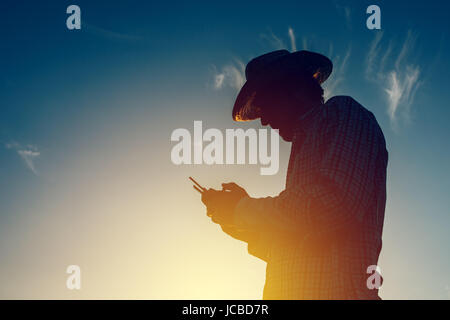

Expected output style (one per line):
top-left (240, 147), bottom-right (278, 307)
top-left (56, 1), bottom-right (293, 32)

top-left (189, 176), bottom-right (206, 194)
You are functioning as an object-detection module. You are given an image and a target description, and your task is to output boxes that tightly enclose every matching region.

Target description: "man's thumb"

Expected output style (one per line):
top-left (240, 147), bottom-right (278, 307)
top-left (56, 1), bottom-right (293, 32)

top-left (222, 183), bottom-right (248, 197)
top-left (222, 182), bottom-right (241, 191)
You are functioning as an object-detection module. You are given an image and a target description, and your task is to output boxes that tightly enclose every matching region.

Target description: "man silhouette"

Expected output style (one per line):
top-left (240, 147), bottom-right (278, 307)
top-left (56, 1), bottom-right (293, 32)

top-left (201, 50), bottom-right (388, 300)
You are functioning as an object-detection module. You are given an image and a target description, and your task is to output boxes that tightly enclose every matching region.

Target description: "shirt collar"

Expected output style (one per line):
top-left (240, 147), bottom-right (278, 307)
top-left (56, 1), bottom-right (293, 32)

top-left (289, 102), bottom-right (323, 146)
top-left (293, 102), bottom-right (323, 132)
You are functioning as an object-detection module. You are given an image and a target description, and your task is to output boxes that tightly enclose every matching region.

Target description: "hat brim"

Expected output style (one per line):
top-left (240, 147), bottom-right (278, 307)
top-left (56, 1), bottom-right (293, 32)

top-left (232, 81), bottom-right (261, 122)
top-left (232, 51), bottom-right (332, 121)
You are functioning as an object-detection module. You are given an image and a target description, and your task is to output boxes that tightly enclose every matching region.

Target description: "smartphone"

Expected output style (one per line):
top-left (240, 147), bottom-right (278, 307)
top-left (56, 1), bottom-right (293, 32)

top-left (189, 176), bottom-right (206, 194)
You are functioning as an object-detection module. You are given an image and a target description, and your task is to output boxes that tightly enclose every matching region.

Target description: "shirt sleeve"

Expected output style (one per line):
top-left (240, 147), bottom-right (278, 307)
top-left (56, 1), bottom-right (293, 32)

top-left (220, 222), bottom-right (270, 262)
top-left (233, 105), bottom-right (380, 241)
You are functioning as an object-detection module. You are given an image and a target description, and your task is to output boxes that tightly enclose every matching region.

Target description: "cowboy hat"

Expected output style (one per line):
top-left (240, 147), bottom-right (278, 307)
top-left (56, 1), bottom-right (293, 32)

top-left (232, 50), bottom-right (333, 121)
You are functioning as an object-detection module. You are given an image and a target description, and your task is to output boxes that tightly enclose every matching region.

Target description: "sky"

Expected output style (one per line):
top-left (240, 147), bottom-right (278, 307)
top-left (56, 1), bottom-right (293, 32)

top-left (1, 0), bottom-right (450, 299)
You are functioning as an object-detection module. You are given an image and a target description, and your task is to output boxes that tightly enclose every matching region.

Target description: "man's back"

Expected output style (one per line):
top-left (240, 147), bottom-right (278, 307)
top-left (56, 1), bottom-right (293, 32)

top-left (260, 96), bottom-right (388, 299)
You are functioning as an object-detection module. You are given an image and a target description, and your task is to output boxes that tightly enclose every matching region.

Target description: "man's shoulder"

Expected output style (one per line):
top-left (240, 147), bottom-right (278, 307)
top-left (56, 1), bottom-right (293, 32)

top-left (323, 95), bottom-right (369, 116)
top-left (320, 95), bottom-right (377, 124)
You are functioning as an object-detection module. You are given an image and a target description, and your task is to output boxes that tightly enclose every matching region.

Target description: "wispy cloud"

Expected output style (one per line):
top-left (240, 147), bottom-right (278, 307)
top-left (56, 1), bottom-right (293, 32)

top-left (83, 22), bottom-right (143, 42)
top-left (334, 2), bottom-right (352, 29)
top-left (344, 7), bottom-right (351, 26)
top-left (366, 32), bottom-right (384, 78)
top-left (302, 37), bottom-right (308, 50)
top-left (288, 27), bottom-right (297, 51)
top-left (385, 66), bottom-right (420, 123)
top-left (212, 59), bottom-right (245, 91)
top-left (5, 142), bottom-right (41, 175)
top-left (260, 27), bottom-right (298, 52)
top-left (366, 31), bottom-right (422, 128)
top-left (260, 29), bottom-right (287, 50)
top-left (323, 46), bottom-right (351, 99)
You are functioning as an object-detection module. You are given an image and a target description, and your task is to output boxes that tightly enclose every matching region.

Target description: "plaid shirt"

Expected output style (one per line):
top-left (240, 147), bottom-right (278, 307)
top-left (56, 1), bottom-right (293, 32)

top-left (231, 96), bottom-right (388, 299)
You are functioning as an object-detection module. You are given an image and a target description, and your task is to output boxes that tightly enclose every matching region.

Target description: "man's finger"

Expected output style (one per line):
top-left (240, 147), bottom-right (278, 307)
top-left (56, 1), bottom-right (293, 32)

top-left (201, 188), bottom-right (215, 204)
top-left (222, 182), bottom-right (248, 198)
top-left (207, 207), bottom-right (215, 217)
top-left (211, 215), bottom-right (220, 224)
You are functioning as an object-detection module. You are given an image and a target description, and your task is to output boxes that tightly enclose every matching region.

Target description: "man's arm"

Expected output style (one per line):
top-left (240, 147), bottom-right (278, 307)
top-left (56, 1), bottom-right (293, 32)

top-left (234, 105), bottom-right (381, 241)
top-left (201, 186), bottom-right (270, 261)
top-left (219, 225), bottom-right (270, 261)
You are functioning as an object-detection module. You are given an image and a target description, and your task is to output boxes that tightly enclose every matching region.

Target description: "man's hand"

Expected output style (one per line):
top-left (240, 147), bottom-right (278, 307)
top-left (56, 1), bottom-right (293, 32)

top-left (201, 182), bottom-right (248, 226)
top-left (201, 188), bottom-right (221, 218)
top-left (221, 182), bottom-right (248, 199)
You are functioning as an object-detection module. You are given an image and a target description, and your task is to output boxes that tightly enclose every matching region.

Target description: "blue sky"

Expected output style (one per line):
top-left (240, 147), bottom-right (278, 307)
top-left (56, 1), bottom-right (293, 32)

top-left (1, 0), bottom-right (450, 299)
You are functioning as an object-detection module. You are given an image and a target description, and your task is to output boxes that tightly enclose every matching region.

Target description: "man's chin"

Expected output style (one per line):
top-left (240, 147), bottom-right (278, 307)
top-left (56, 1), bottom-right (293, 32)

top-left (279, 128), bottom-right (293, 142)
top-left (268, 124), bottom-right (293, 141)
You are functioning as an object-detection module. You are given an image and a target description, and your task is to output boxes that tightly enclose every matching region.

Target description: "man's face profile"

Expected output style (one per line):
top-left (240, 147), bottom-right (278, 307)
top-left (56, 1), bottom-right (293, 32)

top-left (257, 86), bottom-right (302, 142)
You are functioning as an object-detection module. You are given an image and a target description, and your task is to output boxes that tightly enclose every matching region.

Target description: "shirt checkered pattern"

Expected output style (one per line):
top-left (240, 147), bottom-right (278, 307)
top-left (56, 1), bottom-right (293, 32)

top-left (233, 95), bottom-right (388, 299)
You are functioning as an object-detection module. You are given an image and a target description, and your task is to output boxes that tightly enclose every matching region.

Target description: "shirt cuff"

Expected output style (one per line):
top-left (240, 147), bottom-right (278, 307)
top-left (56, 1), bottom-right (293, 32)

top-left (234, 196), bottom-right (272, 261)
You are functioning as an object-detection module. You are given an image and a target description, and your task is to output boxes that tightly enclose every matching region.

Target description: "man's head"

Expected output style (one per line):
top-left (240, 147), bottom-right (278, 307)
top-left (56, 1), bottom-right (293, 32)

top-left (232, 50), bottom-right (332, 141)
top-left (256, 73), bottom-right (324, 141)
